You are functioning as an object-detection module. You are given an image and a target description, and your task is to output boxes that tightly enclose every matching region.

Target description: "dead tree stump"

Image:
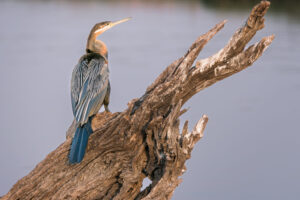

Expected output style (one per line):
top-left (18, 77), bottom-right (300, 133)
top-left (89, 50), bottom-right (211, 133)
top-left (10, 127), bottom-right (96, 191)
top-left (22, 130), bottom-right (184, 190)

top-left (2, 1), bottom-right (274, 199)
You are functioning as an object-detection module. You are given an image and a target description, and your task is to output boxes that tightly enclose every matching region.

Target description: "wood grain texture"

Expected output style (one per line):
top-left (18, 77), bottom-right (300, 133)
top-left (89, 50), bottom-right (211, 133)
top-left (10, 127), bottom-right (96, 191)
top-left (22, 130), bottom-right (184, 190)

top-left (2, 1), bottom-right (273, 199)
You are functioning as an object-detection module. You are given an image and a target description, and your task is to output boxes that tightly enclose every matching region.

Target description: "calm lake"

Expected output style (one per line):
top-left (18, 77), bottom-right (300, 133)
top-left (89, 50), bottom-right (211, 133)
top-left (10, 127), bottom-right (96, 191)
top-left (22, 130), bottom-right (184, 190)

top-left (0, 0), bottom-right (299, 199)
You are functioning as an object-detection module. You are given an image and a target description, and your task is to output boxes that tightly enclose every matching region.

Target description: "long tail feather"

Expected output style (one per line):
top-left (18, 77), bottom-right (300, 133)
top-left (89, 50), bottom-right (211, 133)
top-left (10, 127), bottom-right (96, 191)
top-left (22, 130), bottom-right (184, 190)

top-left (69, 120), bottom-right (92, 164)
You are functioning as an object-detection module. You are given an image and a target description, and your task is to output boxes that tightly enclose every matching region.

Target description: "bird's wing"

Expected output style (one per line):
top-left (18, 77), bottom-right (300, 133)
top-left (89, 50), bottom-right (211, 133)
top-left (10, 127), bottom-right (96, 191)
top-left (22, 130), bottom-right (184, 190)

top-left (71, 55), bottom-right (109, 125)
top-left (71, 57), bottom-right (89, 116)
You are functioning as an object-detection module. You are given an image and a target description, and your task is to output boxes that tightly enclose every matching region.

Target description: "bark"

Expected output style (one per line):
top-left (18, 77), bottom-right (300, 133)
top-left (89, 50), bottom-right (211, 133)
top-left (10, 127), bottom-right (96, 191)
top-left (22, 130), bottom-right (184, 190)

top-left (2, 1), bottom-right (273, 200)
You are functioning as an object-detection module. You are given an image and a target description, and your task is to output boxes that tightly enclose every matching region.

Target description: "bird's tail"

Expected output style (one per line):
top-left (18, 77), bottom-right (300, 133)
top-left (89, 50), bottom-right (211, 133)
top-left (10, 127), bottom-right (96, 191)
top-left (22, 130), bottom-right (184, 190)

top-left (69, 119), bottom-right (93, 164)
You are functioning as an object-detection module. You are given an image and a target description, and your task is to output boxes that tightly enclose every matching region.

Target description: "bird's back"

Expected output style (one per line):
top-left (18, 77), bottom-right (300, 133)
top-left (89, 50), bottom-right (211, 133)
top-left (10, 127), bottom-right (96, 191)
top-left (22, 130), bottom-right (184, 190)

top-left (71, 53), bottom-right (109, 125)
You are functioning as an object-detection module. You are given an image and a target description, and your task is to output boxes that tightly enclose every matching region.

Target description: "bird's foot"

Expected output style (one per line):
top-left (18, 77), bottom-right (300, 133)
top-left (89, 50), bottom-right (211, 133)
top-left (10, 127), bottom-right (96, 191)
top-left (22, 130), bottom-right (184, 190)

top-left (104, 105), bottom-right (111, 113)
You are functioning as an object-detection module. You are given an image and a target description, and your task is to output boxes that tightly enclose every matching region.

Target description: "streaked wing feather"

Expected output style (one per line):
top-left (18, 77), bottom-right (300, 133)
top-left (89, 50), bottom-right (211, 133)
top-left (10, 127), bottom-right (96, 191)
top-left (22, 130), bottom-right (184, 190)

top-left (71, 55), bottom-right (109, 125)
top-left (71, 57), bottom-right (89, 116)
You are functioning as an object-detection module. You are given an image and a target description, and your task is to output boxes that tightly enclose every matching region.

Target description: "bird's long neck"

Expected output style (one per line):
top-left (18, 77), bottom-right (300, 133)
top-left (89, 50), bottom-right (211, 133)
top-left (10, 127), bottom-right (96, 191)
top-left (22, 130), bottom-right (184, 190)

top-left (86, 34), bottom-right (108, 60)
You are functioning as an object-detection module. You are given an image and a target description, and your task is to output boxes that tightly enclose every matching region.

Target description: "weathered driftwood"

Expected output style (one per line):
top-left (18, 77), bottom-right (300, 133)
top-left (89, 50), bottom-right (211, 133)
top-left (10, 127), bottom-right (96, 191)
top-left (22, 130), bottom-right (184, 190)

top-left (2, 1), bottom-right (273, 199)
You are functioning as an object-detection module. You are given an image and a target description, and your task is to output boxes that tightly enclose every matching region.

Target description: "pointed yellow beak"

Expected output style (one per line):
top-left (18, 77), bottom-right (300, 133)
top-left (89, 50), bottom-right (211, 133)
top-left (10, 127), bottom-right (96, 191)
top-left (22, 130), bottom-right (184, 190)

top-left (94, 17), bottom-right (131, 35)
top-left (110, 17), bottom-right (132, 27)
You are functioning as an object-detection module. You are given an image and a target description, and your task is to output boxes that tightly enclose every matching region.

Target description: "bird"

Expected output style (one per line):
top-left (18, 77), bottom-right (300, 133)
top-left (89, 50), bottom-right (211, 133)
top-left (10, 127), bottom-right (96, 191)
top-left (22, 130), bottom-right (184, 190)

top-left (69, 18), bottom-right (131, 164)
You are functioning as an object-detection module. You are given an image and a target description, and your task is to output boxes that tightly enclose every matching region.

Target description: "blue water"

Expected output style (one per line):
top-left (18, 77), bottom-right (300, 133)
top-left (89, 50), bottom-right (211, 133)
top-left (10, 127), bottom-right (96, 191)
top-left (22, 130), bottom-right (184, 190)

top-left (0, 0), bottom-right (299, 199)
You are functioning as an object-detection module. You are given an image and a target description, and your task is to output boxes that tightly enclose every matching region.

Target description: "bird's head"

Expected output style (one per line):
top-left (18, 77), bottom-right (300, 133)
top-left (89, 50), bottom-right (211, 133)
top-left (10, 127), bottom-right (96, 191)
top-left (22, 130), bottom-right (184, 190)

top-left (87, 17), bottom-right (131, 56)
top-left (91, 17), bottom-right (131, 37)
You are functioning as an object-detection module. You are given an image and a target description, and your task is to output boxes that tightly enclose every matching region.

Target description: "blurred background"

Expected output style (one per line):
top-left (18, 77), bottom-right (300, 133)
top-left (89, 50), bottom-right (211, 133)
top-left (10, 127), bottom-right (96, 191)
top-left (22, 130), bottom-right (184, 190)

top-left (0, 0), bottom-right (299, 199)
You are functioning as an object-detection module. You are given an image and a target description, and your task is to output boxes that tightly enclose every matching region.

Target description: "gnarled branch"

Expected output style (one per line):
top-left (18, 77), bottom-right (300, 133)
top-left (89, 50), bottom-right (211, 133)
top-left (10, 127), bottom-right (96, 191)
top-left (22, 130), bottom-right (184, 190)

top-left (2, 1), bottom-right (273, 200)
